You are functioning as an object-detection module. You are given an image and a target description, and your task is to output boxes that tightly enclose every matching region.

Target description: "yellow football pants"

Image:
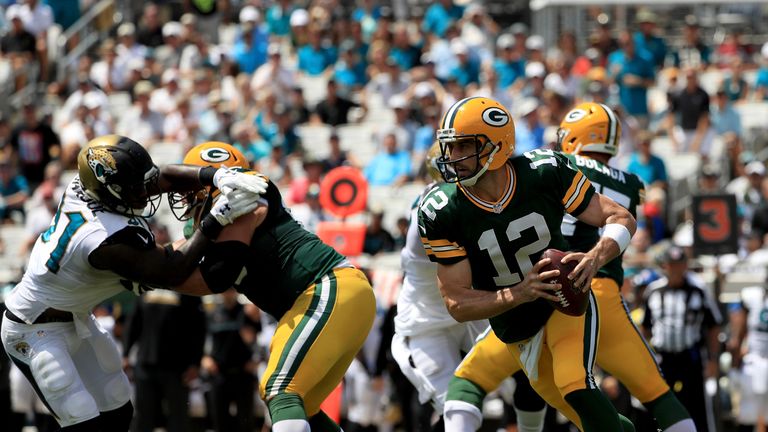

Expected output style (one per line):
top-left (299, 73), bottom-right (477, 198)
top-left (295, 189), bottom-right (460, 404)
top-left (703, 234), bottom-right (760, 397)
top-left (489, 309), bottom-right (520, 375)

top-left (260, 267), bottom-right (375, 416)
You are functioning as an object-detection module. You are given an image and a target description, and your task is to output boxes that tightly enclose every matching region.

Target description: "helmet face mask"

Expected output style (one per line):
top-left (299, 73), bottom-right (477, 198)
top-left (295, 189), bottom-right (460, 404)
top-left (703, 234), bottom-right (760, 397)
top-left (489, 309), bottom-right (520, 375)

top-left (435, 97), bottom-right (515, 187)
top-left (170, 141), bottom-right (250, 222)
top-left (78, 135), bottom-right (161, 218)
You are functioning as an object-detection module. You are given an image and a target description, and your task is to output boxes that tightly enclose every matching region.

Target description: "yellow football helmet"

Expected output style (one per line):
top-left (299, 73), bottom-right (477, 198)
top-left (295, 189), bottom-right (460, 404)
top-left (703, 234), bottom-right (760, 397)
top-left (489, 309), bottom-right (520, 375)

top-left (169, 142), bottom-right (250, 221)
top-left (436, 97), bottom-right (515, 186)
top-left (556, 102), bottom-right (620, 156)
top-left (77, 135), bottom-right (160, 217)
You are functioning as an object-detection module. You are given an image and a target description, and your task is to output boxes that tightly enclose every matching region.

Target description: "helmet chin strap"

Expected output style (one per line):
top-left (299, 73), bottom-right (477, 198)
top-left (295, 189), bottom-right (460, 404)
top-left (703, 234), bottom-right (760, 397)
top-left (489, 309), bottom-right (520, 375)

top-left (459, 143), bottom-right (499, 187)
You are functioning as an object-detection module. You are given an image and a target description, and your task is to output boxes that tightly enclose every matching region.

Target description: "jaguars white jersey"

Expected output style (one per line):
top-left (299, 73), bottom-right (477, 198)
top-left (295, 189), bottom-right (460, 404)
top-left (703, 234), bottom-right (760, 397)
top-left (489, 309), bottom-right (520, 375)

top-left (395, 195), bottom-right (488, 336)
top-left (741, 286), bottom-right (768, 357)
top-left (5, 176), bottom-right (154, 323)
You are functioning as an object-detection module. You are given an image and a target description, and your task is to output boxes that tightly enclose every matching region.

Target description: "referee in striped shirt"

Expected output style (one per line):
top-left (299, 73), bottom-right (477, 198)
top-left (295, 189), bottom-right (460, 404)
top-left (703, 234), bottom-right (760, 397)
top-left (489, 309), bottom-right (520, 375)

top-left (641, 245), bottom-right (722, 432)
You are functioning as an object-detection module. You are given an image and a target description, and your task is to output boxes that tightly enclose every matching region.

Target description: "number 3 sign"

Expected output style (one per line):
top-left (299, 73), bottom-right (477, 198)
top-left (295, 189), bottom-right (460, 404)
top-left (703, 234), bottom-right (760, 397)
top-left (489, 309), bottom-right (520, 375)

top-left (692, 194), bottom-right (738, 256)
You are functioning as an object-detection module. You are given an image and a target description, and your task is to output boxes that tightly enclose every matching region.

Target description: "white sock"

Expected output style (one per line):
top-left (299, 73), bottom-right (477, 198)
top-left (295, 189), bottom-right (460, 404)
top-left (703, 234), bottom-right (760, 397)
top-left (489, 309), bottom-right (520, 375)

top-left (444, 400), bottom-right (483, 432)
top-left (272, 419), bottom-right (311, 432)
top-left (664, 419), bottom-right (697, 432)
top-left (514, 407), bottom-right (547, 432)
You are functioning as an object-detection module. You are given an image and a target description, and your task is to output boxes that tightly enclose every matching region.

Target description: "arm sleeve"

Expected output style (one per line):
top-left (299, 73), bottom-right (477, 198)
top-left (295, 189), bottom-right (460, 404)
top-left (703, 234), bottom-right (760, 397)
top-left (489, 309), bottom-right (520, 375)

top-left (641, 293), bottom-right (653, 329)
top-left (703, 290), bottom-right (724, 328)
top-left (417, 187), bottom-right (467, 265)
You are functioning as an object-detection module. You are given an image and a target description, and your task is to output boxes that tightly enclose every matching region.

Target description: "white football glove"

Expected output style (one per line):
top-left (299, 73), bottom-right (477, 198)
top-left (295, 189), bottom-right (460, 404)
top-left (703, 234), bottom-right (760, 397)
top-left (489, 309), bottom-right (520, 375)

top-left (213, 167), bottom-right (268, 195)
top-left (208, 189), bottom-right (264, 226)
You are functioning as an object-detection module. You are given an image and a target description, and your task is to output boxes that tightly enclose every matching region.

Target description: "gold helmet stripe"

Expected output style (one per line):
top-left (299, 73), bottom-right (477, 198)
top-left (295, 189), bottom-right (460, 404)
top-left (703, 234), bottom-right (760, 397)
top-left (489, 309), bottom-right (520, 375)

top-left (441, 96), bottom-right (481, 130)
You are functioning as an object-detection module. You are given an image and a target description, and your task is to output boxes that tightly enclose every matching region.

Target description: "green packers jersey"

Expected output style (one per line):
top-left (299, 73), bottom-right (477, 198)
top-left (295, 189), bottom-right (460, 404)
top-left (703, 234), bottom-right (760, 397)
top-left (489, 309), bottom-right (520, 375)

top-left (236, 181), bottom-right (346, 318)
top-left (561, 154), bottom-right (645, 287)
top-left (418, 150), bottom-right (596, 343)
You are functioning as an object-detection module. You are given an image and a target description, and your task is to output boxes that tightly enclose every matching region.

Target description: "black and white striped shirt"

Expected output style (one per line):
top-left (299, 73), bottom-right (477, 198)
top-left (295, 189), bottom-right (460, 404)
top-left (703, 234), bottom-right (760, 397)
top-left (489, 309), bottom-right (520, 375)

top-left (642, 273), bottom-right (723, 354)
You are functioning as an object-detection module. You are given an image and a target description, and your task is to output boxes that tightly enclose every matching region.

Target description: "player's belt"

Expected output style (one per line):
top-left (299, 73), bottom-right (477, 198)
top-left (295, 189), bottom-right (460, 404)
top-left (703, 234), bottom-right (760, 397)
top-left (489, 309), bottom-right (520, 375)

top-left (5, 308), bottom-right (74, 324)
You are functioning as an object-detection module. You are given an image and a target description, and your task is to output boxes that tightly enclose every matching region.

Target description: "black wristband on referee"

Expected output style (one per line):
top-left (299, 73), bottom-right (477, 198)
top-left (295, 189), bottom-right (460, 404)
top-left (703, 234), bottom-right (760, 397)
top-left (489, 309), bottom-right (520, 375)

top-left (199, 214), bottom-right (224, 239)
top-left (198, 166), bottom-right (217, 187)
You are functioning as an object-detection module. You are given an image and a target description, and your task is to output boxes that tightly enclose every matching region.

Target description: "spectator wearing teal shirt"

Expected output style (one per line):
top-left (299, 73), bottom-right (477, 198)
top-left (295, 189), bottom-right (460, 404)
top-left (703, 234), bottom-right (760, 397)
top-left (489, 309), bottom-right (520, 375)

top-left (422, 0), bottom-right (464, 37)
top-left (390, 24), bottom-right (421, 71)
top-left (493, 34), bottom-right (524, 89)
top-left (626, 133), bottom-right (668, 189)
top-left (351, 0), bottom-right (381, 42)
top-left (44, 0), bottom-right (79, 30)
top-left (754, 65), bottom-right (768, 101)
top-left (633, 10), bottom-right (667, 68)
top-left (671, 16), bottom-right (711, 70)
top-left (449, 41), bottom-right (480, 86)
top-left (265, 0), bottom-right (294, 36)
top-left (364, 133), bottom-right (411, 186)
top-left (297, 28), bottom-right (336, 76)
top-left (513, 99), bottom-right (545, 155)
top-left (710, 89), bottom-right (742, 137)
top-left (231, 23), bottom-right (267, 74)
top-left (333, 44), bottom-right (367, 90)
top-left (0, 158), bottom-right (29, 222)
top-left (608, 31), bottom-right (655, 120)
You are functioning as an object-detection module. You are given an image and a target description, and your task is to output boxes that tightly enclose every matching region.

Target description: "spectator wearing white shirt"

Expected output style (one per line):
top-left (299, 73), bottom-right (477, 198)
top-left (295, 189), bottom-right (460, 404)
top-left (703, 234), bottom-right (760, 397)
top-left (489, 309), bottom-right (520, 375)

top-left (7, 0), bottom-right (53, 80)
top-left (115, 80), bottom-right (164, 147)
top-left (83, 91), bottom-right (113, 137)
top-left (163, 94), bottom-right (193, 147)
top-left (115, 23), bottom-right (147, 73)
top-left (149, 69), bottom-right (182, 114)
top-left (59, 104), bottom-right (92, 168)
top-left (364, 58), bottom-right (410, 107)
top-left (251, 43), bottom-right (296, 103)
top-left (89, 39), bottom-right (126, 93)
top-left (459, 3), bottom-right (498, 64)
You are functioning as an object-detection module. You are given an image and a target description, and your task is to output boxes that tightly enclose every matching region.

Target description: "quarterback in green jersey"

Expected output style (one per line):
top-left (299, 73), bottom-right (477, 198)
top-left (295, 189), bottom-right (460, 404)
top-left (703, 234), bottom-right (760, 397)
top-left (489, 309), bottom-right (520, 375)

top-left (442, 103), bottom-right (696, 432)
top-left (170, 142), bottom-right (375, 432)
top-left (417, 96), bottom-right (636, 432)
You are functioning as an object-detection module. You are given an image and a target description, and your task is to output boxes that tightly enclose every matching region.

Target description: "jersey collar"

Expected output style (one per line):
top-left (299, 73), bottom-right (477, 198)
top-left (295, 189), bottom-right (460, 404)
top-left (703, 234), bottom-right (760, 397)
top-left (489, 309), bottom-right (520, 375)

top-left (458, 163), bottom-right (516, 214)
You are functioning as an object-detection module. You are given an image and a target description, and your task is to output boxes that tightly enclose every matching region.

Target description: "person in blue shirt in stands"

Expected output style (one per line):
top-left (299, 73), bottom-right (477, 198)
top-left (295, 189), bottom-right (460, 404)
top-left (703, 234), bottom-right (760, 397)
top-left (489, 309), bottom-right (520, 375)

top-left (422, 0), bottom-right (464, 37)
top-left (754, 42), bottom-right (768, 100)
top-left (633, 9), bottom-right (667, 69)
top-left (298, 26), bottom-right (336, 76)
top-left (608, 31), bottom-right (655, 127)
top-left (626, 131), bottom-right (668, 190)
top-left (449, 41), bottom-right (480, 87)
top-left (0, 156), bottom-right (29, 223)
top-left (265, 0), bottom-right (295, 37)
top-left (364, 133), bottom-right (411, 187)
top-left (493, 34), bottom-right (524, 90)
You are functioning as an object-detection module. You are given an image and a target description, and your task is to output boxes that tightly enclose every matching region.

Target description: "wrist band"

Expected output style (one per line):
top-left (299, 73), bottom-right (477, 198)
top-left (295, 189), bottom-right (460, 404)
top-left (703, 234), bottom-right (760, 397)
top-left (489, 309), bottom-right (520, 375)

top-left (602, 223), bottom-right (631, 253)
top-left (198, 166), bottom-right (217, 187)
top-left (199, 214), bottom-right (224, 239)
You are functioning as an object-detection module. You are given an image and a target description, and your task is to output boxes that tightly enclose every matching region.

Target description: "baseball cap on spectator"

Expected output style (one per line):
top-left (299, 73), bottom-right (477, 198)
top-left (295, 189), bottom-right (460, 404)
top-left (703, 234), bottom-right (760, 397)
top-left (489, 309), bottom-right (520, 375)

top-left (464, 3), bottom-right (485, 17)
top-left (290, 9), bottom-right (310, 27)
top-left (83, 92), bottom-right (102, 110)
top-left (636, 9), bottom-right (657, 24)
top-left (134, 80), bottom-right (155, 97)
top-left (509, 22), bottom-right (528, 35)
top-left (596, 13), bottom-right (611, 27)
top-left (544, 74), bottom-right (568, 97)
top-left (684, 15), bottom-right (699, 28)
top-left (420, 53), bottom-right (435, 66)
top-left (6, 4), bottom-right (21, 21)
top-left (746, 161), bottom-right (766, 176)
top-left (525, 35), bottom-right (544, 51)
top-left (268, 43), bottom-right (281, 56)
top-left (451, 40), bottom-right (469, 56)
top-left (389, 94), bottom-right (408, 110)
top-left (127, 58), bottom-right (145, 72)
top-left (161, 69), bottom-right (179, 85)
top-left (181, 13), bottom-right (197, 26)
top-left (117, 23), bottom-right (135, 37)
top-left (162, 22), bottom-right (182, 38)
top-left (761, 42), bottom-right (768, 60)
top-left (497, 34), bottom-right (515, 50)
top-left (240, 6), bottom-right (260, 23)
top-left (701, 164), bottom-right (719, 178)
top-left (414, 82), bottom-right (434, 99)
top-left (525, 62), bottom-right (546, 79)
top-left (517, 98), bottom-right (539, 118)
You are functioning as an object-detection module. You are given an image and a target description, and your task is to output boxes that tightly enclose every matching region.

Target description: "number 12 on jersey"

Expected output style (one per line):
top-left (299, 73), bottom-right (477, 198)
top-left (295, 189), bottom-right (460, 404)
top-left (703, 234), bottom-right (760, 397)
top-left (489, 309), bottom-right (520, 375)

top-left (41, 202), bottom-right (87, 273)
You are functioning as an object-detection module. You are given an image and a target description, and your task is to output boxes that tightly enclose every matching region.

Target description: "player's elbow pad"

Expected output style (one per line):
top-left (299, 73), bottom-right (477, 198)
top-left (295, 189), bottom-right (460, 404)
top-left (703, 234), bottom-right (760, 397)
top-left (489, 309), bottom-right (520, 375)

top-left (200, 241), bottom-right (250, 294)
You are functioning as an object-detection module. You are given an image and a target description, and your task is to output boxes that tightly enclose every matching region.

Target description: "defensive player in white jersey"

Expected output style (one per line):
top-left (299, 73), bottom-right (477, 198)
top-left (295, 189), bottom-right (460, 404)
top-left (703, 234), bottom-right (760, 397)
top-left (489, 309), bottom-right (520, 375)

top-left (0, 135), bottom-right (265, 431)
top-left (728, 283), bottom-right (768, 431)
top-left (391, 144), bottom-right (548, 431)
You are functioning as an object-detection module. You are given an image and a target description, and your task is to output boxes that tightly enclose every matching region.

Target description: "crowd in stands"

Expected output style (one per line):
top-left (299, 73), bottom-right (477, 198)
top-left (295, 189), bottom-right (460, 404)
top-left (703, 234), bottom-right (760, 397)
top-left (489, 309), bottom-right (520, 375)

top-left (2, 0), bottom-right (768, 430)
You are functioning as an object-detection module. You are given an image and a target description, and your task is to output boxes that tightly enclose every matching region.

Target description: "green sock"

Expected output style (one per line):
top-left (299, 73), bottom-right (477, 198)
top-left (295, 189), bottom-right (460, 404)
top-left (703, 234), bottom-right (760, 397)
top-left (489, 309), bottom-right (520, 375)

top-left (564, 389), bottom-right (625, 432)
top-left (446, 376), bottom-right (487, 411)
top-left (268, 393), bottom-right (307, 423)
top-left (308, 410), bottom-right (341, 431)
top-left (644, 390), bottom-right (692, 429)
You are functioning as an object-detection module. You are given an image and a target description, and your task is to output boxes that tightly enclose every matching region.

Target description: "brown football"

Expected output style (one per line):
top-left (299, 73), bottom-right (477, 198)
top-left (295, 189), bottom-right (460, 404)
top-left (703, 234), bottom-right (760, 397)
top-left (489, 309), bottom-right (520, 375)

top-left (540, 249), bottom-right (589, 316)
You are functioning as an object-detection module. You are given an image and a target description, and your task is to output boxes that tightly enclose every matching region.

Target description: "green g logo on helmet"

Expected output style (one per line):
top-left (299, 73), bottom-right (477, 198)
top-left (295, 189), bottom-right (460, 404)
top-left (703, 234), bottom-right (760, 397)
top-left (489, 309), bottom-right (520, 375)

top-left (200, 147), bottom-right (232, 164)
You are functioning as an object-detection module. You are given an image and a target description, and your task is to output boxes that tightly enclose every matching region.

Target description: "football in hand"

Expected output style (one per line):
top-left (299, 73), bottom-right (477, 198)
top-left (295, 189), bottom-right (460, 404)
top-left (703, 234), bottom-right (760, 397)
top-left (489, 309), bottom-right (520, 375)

top-left (540, 249), bottom-right (589, 316)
